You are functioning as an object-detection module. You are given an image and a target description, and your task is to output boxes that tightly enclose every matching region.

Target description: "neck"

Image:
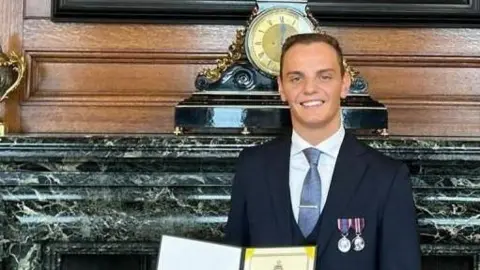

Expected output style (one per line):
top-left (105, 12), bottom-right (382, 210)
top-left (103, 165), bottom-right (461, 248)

top-left (292, 117), bottom-right (341, 146)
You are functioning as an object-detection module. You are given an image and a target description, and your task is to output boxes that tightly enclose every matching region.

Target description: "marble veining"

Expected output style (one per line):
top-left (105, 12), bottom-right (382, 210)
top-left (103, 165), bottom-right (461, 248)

top-left (0, 135), bottom-right (478, 160)
top-left (0, 172), bottom-right (234, 186)
top-left (0, 134), bottom-right (478, 270)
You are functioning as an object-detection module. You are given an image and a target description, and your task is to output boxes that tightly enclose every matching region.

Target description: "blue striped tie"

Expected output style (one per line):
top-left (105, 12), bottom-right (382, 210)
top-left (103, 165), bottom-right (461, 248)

top-left (298, 147), bottom-right (322, 237)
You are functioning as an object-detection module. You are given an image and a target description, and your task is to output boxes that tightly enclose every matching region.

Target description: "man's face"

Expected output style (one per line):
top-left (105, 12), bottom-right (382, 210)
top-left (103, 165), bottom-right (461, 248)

top-left (278, 42), bottom-right (350, 131)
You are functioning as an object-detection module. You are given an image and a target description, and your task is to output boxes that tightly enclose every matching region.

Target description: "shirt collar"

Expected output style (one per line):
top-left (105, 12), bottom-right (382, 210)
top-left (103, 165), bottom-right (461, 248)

top-left (290, 123), bottom-right (345, 159)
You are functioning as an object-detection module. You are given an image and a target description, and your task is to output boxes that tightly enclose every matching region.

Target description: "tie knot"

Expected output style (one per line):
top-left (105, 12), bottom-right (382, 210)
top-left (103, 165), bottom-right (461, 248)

top-left (303, 147), bottom-right (321, 167)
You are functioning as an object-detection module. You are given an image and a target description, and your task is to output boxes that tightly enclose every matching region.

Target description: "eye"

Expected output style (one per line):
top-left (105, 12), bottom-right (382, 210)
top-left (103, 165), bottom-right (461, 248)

top-left (320, 75), bottom-right (332, 81)
top-left (289, 77), bottom-right (301, 83)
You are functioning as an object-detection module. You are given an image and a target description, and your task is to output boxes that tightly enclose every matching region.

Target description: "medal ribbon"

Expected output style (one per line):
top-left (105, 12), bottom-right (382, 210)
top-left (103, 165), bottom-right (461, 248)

top-left (337, 218), bottom-right (352, 235)
top-left (354, 218), bottom-right (365, 234)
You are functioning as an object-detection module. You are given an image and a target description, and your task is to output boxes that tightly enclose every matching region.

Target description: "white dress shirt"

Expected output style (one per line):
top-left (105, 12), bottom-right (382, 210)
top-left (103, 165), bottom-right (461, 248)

top-left (289, 125), bottom-right (345, 222)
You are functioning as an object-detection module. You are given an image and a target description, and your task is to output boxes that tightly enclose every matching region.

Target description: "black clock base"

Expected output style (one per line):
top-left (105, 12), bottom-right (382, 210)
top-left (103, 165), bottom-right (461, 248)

top-left (174, 94), bottom-right (388, 136)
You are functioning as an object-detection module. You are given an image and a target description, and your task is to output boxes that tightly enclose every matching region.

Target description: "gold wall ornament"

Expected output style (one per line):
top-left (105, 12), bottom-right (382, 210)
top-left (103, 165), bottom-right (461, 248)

top-left (199, 28), bottom-right (246, 82)
top-left (0, 46), bottom-right (27, 135)
top-left (0, 49), bottom-right (25, 102)
top-left (198, 7), bottom-right (258, 82)
top-left (344, 59), bottom-right (358, 82)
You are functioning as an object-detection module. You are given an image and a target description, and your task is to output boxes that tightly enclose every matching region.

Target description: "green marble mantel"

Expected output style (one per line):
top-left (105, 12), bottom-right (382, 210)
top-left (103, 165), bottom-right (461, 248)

top-left (0, 134), bottom-right (478, 270)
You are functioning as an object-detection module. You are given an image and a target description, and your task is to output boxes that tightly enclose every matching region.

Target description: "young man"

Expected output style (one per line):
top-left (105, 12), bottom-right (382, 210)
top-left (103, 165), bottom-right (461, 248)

top-left (224, 33), bottom-right (421, 270)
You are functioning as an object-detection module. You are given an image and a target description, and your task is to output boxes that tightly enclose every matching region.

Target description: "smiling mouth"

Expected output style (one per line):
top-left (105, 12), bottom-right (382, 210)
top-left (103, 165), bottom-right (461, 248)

top-left (300, 100), bottom-right (325, 107)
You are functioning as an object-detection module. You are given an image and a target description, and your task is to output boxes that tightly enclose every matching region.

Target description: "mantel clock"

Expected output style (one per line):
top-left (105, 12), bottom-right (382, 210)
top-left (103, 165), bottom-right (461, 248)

top-left (174, 0), bottom-right (388, 136)
top-left (245, 0), bottom-right (315, 77)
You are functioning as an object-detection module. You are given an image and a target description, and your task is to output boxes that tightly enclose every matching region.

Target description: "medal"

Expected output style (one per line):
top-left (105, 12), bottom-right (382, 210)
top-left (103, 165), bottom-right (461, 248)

top-left (338, 236), bottom-right (351, 253)
top-left (337, 218), bottom-right (352, 253)
top-left (352, 217), bottom-right (366, 251)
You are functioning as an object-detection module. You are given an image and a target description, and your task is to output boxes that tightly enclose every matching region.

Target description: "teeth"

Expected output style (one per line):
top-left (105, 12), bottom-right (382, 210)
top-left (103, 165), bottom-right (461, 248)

top-left (302, 100), bottom-right (324, 107)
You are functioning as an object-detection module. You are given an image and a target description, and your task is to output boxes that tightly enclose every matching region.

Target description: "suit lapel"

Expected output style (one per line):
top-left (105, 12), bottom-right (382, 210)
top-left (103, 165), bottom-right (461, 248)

top-left (265, 136), bottom-right (293, 244)
top-left (316, 132), bottom-right (368, 257)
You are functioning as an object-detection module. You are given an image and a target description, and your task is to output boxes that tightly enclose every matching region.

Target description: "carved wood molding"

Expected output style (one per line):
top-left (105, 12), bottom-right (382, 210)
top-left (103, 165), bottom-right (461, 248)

top-left (24, 51), bottom-right (223, 105)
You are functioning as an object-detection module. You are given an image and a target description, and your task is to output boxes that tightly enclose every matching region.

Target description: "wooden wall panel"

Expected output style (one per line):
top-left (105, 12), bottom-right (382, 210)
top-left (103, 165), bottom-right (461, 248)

top-left (326, 27), bottom-right (480, 56)
top-left (22, 19), bottom-right (480, 56)
top-left (1, 0), bottom-right (22, 47)
top-left (24, 0), bottom-right (50, 19)
top-left (4, 0), bottom-right (480, 136)
top-left (35, 61), bottom-right (196, 95)
top-left (20, 106), bottom-right (175, 133)
top-left (29, 53), bottom-right (215, 96)
top-left (23, 20), bottom-right (237, 53)
top-left (388, 106), bottom-right (480, 137)
top-left (357, 65), bottom-right (480, 98)
top-left (20, 51), bottom-right (218, 133)
top-left (22, 52), bottom-right (480, 135)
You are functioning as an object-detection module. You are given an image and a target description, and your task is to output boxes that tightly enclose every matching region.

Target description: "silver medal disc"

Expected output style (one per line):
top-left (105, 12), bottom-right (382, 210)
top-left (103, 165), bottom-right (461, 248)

top-left (338, 236), bottom-right (351, 253)
top-left (353, 235), bottom-right (365, 251)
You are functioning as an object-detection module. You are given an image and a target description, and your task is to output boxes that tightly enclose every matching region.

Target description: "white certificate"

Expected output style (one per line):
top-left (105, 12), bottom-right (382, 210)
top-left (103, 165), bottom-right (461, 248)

top-left (157, 235), bottom-right (242, 270)
top-left (156, 235), bottom-right (316, 270)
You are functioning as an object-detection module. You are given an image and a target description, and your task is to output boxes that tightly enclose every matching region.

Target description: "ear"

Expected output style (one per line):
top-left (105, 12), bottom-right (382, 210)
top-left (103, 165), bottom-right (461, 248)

top-left (340, 73), bottom-right (351, 99)
top-left (277, 76), bottom-right (287, 102)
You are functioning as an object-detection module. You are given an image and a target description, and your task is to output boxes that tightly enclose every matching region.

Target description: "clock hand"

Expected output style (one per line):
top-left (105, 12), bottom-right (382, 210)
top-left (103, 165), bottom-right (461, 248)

top-left (280, 22), bottom-right (286, 45)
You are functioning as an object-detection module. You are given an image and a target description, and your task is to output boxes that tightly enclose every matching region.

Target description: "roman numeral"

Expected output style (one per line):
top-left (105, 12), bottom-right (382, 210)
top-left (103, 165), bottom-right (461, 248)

top-left (280, 16), bottom-right (285, 23)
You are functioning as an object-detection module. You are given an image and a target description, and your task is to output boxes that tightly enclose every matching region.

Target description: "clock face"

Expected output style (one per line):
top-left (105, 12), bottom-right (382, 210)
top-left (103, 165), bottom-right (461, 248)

top-left (245, 7), bottom-right (315, 77)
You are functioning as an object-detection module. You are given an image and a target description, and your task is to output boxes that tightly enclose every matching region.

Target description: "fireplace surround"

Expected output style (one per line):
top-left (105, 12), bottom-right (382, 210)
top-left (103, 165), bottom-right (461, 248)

top-left (0, 134), bottom-right (478, 270)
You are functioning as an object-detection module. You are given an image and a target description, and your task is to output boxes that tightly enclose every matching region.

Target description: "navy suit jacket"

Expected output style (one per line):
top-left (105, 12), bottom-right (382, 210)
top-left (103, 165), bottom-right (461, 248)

top-left (224, 131), bottom-right (421, 270)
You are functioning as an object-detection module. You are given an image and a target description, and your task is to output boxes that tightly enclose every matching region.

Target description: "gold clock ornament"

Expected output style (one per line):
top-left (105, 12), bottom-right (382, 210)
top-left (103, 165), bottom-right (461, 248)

top-left (245, 0), bottom-right (315, 77)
